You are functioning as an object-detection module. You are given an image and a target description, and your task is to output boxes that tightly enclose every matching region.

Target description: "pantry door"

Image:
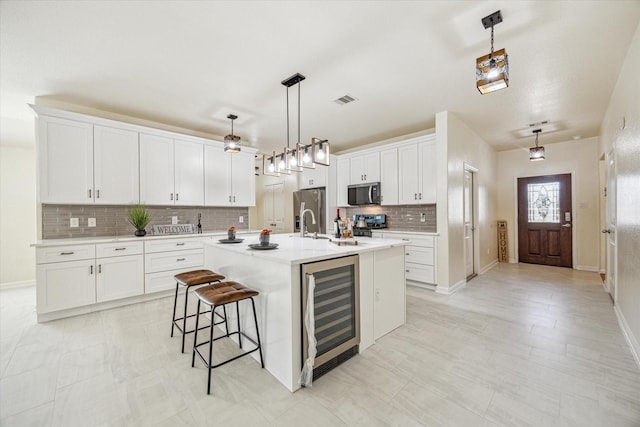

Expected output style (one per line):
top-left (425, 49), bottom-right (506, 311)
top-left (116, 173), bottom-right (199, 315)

top-left (517, 174), bottom-right (573, 268)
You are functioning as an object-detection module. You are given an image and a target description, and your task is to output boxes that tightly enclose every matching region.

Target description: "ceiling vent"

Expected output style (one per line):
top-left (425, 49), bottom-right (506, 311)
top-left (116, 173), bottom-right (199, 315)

top-left (334, 94), bottom-right (357, 106)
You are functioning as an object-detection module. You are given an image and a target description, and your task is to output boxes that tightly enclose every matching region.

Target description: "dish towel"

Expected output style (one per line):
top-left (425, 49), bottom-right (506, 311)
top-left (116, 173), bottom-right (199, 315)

top-left (299, 273), bottom-right (316, 387)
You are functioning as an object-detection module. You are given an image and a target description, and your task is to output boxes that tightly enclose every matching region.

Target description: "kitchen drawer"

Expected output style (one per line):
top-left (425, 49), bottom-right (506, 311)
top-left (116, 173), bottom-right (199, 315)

top-left (384, 233), bottom-right (434, 248)
top-left (405, 263), bottom-right (435, 284)
top-left (404, 246), bottom-right (434, 265)
top-left (144, 237), bottom-right (205, 253)
top-left (96, 241), bottom-right (143, 258)
top-left (144, 249), bottom-right (203, 274)
top-left (144, 266), bottom-right (204, 294)
top-left (36, 244), bottom-right (95, 264)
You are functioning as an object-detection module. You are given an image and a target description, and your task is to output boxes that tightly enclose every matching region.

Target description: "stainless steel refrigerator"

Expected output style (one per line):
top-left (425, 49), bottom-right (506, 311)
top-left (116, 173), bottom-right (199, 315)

top-left (293, 188), bottom-right (326, 234)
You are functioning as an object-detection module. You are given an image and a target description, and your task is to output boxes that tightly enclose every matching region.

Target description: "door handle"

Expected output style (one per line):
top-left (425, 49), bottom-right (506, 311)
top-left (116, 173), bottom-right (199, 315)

top-left (561, 224), bottom-right (572, 228)
top-left (601, 229), bottom-right (611, 234)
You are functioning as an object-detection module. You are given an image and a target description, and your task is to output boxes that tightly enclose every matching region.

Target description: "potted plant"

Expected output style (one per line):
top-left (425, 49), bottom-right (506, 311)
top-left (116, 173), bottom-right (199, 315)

top-left (228, 226), bottom-right (236, 241)
top-left (128, 204), bottom-right (151, 236)
top-left (259, 228), bottom-right (272, 246)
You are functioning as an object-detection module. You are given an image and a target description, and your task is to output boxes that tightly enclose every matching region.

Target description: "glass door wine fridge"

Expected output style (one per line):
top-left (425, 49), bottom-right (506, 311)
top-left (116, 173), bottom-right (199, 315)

top-left (301, 255), bottom-right (360, 382)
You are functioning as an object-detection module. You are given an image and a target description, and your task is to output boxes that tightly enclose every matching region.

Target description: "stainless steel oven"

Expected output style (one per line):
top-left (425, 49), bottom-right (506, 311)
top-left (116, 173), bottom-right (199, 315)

top-left (301, 255), bottom-right (360, 382)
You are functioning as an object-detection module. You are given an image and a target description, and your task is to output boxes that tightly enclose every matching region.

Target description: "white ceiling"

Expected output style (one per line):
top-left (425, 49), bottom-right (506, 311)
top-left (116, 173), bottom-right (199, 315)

top-left (1, 1), bottom-right (639, 153)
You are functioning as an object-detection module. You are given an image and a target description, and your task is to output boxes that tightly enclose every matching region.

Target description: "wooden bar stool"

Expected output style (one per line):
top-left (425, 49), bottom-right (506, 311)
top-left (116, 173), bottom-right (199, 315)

top-left (171, 269), bottom-right (226, 353)
top-left (191, 281), bottom-right (264, 394)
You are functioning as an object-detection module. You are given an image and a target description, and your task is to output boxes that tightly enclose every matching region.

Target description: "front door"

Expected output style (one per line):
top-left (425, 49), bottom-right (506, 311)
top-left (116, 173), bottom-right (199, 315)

top-left (517, 174), bottom-right (573, 267)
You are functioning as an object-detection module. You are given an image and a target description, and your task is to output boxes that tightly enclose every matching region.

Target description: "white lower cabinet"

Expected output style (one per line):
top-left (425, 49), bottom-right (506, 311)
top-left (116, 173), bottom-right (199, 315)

top-left (96, 255), bottom-right (144, 303)
top-left (144, 237), bottom-right (205, 293)
top-left (378, 232), bottom-right (437, 288)
top-left (36, 258), bottom-right (96, 314)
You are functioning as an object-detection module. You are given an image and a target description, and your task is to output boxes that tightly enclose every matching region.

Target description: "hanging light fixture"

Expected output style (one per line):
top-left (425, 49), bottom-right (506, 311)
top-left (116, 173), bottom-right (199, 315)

top-left (310, 138), bottom-right (330, 166)
top-left (280, 73), bottom-right (304, 173)
top-left (262, 151), bottom-right (280, 177)
top-left (529, 129), bottom-right (545, 161)
top-left (476, 10), bottom-right (509, 94)
top-left (223, 114), bottom-right (241, 153)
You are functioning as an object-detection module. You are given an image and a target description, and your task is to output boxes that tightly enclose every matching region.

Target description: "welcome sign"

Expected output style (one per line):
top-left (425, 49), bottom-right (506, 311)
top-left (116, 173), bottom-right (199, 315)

top-left (151, 224), bottom-right (195, 235)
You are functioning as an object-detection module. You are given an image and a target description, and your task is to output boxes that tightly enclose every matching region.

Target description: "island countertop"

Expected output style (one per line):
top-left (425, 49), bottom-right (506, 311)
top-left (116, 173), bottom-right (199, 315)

top-left (204, 234), bottom-right (409, 265)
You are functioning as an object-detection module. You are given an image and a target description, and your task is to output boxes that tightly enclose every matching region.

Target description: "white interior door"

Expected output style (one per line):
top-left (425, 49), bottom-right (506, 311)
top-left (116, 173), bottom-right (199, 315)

top-left (464, 169), bottom-right (475, 279)
top-left (605, 148), bottom-right (617, 301)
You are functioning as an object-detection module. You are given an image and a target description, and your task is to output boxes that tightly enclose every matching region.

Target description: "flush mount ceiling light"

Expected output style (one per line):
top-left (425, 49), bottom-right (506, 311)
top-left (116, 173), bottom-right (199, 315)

top-left (529, 129), bottom-right (545, 161)
top-left (476, 10), bottom-right (509, 94)
top-left (223, 114), bottom-right (241, 153)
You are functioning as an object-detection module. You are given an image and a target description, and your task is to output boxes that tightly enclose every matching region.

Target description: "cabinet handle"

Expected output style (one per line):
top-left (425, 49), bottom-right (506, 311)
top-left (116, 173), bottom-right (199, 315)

top-left (176, 258), bottom-right (186, 262)
top-left (170, 193), bottom-right (174, 201)
top-left (402, 238), bottom-right (410, 241)
top-left (419, 193), bottom-right (422, 200)
top-left (98, 264), bottom-right (102, 274)
top-left (176, 193), bottom-right (179, 201)
top-left (233, 196), bottom-right (236, 202)
top-left (405, 269), bottom-right (410, 273)
top-left (406, 253), bottom-right (410, 255)
top-left (114, 247), bottom-right (126, 251)
top-left (414, 193), bottom-right (417, 200)
top-left (90, 265), bottom-right (93, 275)
top-left (176, 242), bottom-right (185, 246)
top-left (229, 195), bottom-right (232, 202)
top-left (60, 251), bottom-right (75, 255)
top-left (364, 174), bottom-right (367, 181)
top-left (88, 189), bottom-right (92, 198)
top-left (96, 189), bottom-right (100, 199)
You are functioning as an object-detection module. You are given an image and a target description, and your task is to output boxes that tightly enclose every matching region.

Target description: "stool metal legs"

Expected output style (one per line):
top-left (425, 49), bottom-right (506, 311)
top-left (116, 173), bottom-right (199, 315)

top-left (192, 297), bottom-right (264, 394)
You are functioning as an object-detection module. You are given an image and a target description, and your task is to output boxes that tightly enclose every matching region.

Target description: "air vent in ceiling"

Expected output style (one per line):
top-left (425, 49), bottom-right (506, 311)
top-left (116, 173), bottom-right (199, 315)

top-left (334, 94), bottom-right (357, 106)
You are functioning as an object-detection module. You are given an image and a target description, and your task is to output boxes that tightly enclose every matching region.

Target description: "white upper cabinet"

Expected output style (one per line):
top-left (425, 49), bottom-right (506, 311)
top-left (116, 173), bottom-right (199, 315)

top-left (379, 148), bottom-right (398, 205)
top-left (204, 146), bottom-right (255, 206)
top-left (93, 125), bottom-right (139, 204)
top-left (398, 139), bottom-right (436, 204)
top-left (336, 157), bottom-right (350, 206)
top-left (140, 134), bottom-right (204, 206)
top-left (39, 116), bottom-right (94, 204)
top-left (419, 142), bottom-right (437, 204)
top-left (298, 166), bottom-right (327, 190)
top-left (140, 133), bottom-right (175, 205)
top-left (174, 139), bottom-right (204, 206)
top-left (349, 152), bottom-right (380, 184)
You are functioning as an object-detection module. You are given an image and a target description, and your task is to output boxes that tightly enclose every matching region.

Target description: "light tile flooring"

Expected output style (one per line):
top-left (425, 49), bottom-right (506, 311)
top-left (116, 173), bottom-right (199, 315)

top-left (1, 263), bottom-right (639, 426)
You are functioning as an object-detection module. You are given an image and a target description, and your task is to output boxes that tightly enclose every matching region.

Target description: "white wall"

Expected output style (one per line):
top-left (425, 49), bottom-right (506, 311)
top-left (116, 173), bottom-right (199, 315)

top-left (0, 145), bottom-right (36, 284)
top-left (435, 111), bottom-right (498, 293)
top-left (599, 21), bottom-right (640, 361)
top-left (497, 137), bottom-right (601, 271)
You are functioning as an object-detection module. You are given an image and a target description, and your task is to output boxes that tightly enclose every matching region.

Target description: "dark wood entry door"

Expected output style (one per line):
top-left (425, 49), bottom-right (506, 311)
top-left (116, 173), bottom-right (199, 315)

top-left (518, 174), bottom-right (573, 267)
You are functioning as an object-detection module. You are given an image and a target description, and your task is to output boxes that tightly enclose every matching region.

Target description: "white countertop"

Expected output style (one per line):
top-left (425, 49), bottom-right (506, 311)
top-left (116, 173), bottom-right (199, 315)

top-left (205, 234), bottom-right (409, 265)
top-left (374, 229), bottom-right (438, 236)
top-left (31, 230), bottom-right (260, 247)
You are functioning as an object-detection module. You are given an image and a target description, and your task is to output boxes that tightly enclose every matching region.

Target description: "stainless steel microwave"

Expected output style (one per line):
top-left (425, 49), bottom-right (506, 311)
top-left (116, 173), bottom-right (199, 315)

top-left (348, 182), bottom-right (381, 205)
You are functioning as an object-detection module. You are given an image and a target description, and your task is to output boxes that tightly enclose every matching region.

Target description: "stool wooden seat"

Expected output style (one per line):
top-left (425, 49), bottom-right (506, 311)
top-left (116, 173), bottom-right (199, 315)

top-left (192, 281), bottom-right (264, 394)
top-left (171, 269), bottom-right (226, 353)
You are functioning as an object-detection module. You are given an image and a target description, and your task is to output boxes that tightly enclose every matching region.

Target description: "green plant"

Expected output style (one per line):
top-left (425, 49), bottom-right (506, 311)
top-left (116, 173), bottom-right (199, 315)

top-left (127, 204), bottom-right (151, 231)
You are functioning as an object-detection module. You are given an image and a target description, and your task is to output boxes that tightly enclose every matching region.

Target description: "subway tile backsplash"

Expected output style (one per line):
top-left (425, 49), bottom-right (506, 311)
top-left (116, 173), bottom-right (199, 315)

top-left (344, 204), bottom-right (436, 232)
top-left (41, 205), bottom-right (249, 239)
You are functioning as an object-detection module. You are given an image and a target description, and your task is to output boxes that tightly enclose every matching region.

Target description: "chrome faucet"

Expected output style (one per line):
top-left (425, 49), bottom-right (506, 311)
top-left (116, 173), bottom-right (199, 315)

top-left (299, 202), bottom-right (316, 238)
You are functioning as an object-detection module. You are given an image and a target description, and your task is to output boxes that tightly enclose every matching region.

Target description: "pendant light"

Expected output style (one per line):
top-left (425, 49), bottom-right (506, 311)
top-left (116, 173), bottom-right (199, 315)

top-left (281, 73), bottom-right (303, 173)
top-left (476, 10), bottom-right (509, 94)
top-left (529, 129), bottom-right (545, 161)
top-left (262, 151), bottom-right (281, 176)
top-left (223, 114), bottom-right (241, 153)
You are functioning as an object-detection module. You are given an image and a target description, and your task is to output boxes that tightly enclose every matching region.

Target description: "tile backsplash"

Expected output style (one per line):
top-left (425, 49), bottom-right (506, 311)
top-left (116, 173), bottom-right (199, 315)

top-left (343, 204), bottom-right (436, 232)
top-left (41, 205), bottom-right (249, 239)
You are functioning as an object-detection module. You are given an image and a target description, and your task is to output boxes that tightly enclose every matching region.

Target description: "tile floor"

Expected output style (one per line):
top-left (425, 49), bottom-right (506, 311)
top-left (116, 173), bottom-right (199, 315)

top-left (1, 263), bottom-right (639, 426)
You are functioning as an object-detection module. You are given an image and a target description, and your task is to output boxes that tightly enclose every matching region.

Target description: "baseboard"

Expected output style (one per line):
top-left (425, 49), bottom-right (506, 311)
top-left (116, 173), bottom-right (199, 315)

top-left (479, 259), bottom-right (499, 275)
top-left (574, 265), bottom-right (599, 272)
top-left (614, 304), bottom-right (640, 370)
top-left (509, 258), bottom-right (518, 263)
top-left (435, 279), bottom-right (467, 295)
top-left (0, 280), bottom-right (35, 289)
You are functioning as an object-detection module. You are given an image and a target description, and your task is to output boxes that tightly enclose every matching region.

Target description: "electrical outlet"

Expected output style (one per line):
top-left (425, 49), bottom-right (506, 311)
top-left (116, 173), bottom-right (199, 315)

top-left (70, 218), bottom-right (79, 228)
top-left (172, 216), bottom-right (178, 225)
top-left (239, 216), bottom-right (244, 223)
top-left (88, 218), bottom-right (96, 227)
top-left (420, 213), bottom-right (426, 223)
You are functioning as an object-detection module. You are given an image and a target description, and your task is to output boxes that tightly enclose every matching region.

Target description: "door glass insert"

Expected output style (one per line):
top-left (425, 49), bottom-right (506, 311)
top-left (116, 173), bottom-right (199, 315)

top-left (527, 182), bottom-right (560, 223)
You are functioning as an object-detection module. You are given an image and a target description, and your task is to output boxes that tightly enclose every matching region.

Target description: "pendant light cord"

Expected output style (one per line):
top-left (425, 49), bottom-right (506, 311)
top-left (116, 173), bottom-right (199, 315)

top-left (286, 86), bottom-right (290, 149)
top-left (490, 24), bottom-right (494, 58)
top-left (298, 81), bottom-right (301, 145)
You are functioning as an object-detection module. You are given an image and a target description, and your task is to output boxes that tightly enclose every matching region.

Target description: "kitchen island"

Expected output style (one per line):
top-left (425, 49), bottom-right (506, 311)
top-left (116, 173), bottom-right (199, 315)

top-left (203, 234), bottom-right (408, 392)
